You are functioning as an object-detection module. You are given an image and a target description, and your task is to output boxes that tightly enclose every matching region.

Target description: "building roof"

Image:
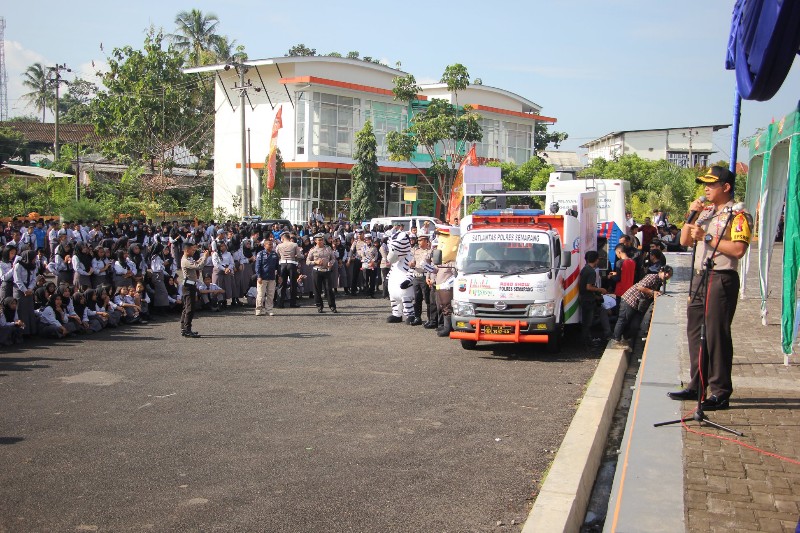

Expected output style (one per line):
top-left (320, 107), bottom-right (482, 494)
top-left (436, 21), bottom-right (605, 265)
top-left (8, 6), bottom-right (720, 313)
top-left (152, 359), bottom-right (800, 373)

top-left (183, 55), bottom-right (406, 77)
top-left (419, 83), bottom-right (543, 114)
top-left (1, 163), bottom-right (73, 179)
top-left (580, 124), bottom-right (732, 148)
top-left (0, 122), bottom-right (102, 145)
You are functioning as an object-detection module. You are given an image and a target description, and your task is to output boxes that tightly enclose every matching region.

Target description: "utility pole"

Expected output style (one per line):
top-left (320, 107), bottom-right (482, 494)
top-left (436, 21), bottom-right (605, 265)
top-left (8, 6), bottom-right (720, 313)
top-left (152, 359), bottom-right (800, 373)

top-left (49, 63), bottom-right (71, 161)
top-left (227, 61), bottom-right (261, 217)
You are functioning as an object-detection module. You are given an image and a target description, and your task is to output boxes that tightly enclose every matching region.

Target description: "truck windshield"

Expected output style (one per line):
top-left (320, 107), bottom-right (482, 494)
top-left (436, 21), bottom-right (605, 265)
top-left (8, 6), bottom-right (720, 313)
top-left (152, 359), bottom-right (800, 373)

top-left (456, 232), bottom-right (551, 274)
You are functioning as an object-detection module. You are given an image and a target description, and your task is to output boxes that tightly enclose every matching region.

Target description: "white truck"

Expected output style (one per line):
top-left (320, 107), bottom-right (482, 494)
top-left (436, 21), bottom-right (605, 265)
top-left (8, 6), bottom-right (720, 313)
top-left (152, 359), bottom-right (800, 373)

top-left (449, 195), bottom-right (598, 352)
top-left (545, 173), bottom-right (630, 270)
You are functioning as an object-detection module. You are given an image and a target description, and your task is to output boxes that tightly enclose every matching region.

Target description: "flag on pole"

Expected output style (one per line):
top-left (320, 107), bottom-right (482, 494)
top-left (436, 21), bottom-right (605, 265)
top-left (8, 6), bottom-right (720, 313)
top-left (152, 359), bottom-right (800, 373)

top-left (447, 144), bottom-right (477, 223)
top-left (266, 107), bottom-right (283, 190)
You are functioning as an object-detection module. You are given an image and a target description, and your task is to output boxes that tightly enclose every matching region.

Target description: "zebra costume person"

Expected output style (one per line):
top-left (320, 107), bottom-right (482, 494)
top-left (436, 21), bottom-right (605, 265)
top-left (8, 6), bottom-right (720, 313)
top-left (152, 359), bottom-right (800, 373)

top-left (386, 231), bottom-right (423, 324)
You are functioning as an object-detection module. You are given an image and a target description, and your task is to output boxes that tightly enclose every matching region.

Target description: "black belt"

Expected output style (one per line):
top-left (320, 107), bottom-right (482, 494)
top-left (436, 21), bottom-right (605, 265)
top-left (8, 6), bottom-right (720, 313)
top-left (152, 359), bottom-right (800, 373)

top-left (694, 269), bottom-right (737, 276)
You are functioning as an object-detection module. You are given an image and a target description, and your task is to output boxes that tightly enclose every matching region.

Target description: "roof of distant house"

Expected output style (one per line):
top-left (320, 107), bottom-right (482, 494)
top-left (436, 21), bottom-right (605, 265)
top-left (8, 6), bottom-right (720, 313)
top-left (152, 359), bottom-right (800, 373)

top-left (580, 124), bottom-right (732, 148)
top-left (1, 163), bottom-right (73, 179)
top-left (0, 122), bottom-right (101, 145)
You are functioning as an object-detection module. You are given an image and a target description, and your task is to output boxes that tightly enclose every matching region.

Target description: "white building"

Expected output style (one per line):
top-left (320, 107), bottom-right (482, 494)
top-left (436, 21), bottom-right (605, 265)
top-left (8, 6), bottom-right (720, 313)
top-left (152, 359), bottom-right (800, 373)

top-left (580, 124), bottom-right (730, 167)
top-left (185, 56), bottom-right (556, 223)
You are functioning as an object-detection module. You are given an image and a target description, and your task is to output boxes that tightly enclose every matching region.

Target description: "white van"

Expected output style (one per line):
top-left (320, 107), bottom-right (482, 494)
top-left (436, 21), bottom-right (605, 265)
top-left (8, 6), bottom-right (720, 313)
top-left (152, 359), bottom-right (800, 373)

top-left (367, 216), bottom-right (443, 233)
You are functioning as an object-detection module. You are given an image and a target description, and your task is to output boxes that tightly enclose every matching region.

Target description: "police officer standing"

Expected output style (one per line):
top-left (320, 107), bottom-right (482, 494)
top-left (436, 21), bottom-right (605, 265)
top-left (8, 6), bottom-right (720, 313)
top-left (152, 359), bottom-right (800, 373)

top-left (410, 233), bottom-right (434, 326)
top-left (359, 233), bottom-right (379, 297)
top-left (276, 231), bottom-right (303, 308)
top-left (181, 242), bottom-right (210, 338)
top-left (306, 233), bottom-right (338, 313)
top-left (668, 166), bottom-right (752, 410)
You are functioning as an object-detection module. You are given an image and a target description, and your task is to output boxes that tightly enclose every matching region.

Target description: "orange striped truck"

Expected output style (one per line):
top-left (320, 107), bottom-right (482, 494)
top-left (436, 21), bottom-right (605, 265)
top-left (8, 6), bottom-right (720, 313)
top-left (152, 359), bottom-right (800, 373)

top-left (450, 196), bottom-right (598, 352)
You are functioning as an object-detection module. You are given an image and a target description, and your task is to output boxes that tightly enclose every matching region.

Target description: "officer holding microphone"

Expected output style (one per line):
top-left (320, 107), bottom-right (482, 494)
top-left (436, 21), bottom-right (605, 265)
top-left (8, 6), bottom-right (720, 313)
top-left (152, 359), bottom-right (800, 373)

top-left (668, 166), bottom-right (752, 410)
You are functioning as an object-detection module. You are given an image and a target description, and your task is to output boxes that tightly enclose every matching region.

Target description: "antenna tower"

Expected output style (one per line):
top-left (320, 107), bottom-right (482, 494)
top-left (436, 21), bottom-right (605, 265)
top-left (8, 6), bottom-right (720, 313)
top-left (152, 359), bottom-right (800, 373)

top-left (0, 17), bottom-right (7, 121)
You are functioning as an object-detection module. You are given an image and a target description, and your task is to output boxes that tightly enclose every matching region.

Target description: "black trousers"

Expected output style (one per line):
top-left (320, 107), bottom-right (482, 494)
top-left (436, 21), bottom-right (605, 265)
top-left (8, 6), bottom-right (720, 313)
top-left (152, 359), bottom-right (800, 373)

top-left (350, 258), bottom-right (362, 292)
top-left (181, 284), bottom-right (197, 332)
top-left (312, 270), bottom-right (336, 310)
top-left (686, 270), bottom-right (739, 398)
top-left (381, 267), bottom-right (390, 298)
top-left (413, 276), bottom-right (431, 320)
top-left (279, 263), bottom-right (298, 305)
top-left (363, 268), bottom-right (377, 296)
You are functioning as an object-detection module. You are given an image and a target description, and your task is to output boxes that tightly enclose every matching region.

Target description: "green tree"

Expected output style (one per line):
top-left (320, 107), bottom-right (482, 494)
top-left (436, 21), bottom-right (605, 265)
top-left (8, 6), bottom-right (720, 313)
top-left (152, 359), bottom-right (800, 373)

top-left (286, 44), bottom-right (316, 57)
top-left (92, 28), bottom-right (205, 172)
top-left (387, 65), bottom-right (483, 217)
top-left (60, 78), bottom-right (98, 123)
top-left (169, 9), bottom-right (221, 67)
top-left (350, 121), bottom-right (380, 222)
top-left (535, 123), bottom-right (568, 153)
top-left (259, 150), bottom-right (285, 218)
top-left (0, 126), bottom-right (27, 164)
top-left (21, 62), bottom-right (53, 122)
top-left (6, 115), bottom-right (39, 123)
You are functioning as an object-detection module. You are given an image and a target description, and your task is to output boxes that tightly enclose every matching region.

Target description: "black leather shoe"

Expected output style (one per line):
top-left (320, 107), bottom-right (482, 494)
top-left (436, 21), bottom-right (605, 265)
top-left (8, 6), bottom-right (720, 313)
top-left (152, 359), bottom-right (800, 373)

top-left (330, 308), bottom-right (338, 314)
top-left (317, 307), bottom-right (324, 313)
top-left (701, 395), bottom-right (730, 411)
top-left (667, 388), bottom-right (698, 401)
top-left (409, 317), bottom-right (422, 326)
top-left (423, 321), bottom-right (438, 329)
top-left (387, 315), bottom-right (402, 323)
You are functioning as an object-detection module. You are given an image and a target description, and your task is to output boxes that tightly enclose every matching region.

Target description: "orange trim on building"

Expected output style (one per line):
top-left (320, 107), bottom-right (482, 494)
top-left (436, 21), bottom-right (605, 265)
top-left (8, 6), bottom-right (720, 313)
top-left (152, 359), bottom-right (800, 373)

top-left (280, 76), bottom-right (428, 100)
top-left (237, 161), bottom-right (423, 175)
top-left (467, 104), bottom-right (556, 123)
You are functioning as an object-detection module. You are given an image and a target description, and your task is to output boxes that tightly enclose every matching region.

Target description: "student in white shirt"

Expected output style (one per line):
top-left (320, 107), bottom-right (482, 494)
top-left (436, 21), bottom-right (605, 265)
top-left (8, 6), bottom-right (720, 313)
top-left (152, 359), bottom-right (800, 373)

top-left (0, 297), bottom-right (25, 345)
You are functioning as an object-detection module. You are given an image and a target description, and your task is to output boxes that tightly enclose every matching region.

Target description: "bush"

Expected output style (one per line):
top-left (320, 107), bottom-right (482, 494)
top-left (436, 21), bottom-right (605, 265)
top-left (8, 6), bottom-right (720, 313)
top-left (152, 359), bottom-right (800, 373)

top-left (60, 198), bottom-right (110, 223)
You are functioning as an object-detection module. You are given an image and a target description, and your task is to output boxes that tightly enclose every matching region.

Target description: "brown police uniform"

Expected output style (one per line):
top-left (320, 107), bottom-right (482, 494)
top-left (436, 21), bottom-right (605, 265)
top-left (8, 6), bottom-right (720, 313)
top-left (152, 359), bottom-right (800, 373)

top-left (686, 199), bottom-right (753, 401)
top-left (181, 252), bottom-right (205, 334)
top-left (412, 245), bottom-right (434, 323)
top-left (306, 244), bottom-right (337, 312)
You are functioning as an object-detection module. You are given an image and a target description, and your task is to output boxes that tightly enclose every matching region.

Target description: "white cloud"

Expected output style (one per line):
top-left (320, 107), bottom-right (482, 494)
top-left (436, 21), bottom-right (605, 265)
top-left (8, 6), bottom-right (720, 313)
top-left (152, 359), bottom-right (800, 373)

top-left (5, 40), bottom-right (50, 119)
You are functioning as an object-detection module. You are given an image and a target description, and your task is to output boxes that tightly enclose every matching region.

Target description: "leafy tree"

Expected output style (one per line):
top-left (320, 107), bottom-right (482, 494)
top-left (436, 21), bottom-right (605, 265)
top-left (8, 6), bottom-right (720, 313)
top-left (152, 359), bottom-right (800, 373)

top-left (350, 121), bottom-right (380, 222)
top-left (326, 52), bottom-right (343, 58)
top-left (60, 198), bottom-right (110, 222)
top-left (169, 9), bottom-right (221, 67)
top-left (21, 62), bottom-right (53, 122)
top-left (60, 78), bottom-right (98, 123)
top-left (387, 65), bottom-right (483, 216)
top-left (6, 115), bottom-right (39, 123)
top-left (92, 28), bottom-right (205, 173)
top-left (346, 51), bottom-right (360, 59)
top-left (0, 126), bottom-right (26, 164)
top-left (286, 44), bottom-right (316, 57)
top-left (259, 149), bottom-right (285, 218)
top-left (535, 123), bottom-right (568, 153)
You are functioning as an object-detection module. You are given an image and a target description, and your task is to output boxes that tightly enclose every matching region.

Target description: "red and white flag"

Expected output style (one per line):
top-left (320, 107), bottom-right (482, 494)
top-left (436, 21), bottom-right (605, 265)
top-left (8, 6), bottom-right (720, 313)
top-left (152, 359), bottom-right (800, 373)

top-left (266, 107), bottom-right (284, 190)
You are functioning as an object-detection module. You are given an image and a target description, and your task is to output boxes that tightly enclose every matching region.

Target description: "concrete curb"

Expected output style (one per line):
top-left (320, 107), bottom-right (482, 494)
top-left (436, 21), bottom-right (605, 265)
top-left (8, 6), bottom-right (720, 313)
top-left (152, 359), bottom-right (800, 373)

top-left (522, 344), bottom-right (629, 533)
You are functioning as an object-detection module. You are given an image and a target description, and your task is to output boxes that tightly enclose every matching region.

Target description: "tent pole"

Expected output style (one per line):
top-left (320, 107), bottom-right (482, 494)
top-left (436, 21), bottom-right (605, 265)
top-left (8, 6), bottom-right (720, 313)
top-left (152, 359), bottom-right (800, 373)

top-left (730, 87), bottom-right (742, 176)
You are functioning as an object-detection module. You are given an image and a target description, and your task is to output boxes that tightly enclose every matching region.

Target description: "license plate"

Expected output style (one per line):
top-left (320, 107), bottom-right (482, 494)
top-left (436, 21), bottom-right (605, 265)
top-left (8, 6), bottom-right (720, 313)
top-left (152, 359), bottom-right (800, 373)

top-left (482, 325), bottom-right (513, 335)
top-left (535, 323), bottom-right (547, 330)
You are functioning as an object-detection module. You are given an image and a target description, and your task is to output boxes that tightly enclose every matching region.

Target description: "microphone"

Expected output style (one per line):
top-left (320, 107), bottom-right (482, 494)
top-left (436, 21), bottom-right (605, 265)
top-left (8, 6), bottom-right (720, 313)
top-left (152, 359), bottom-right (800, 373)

top-left (685, 196), bottom-right (707, 224)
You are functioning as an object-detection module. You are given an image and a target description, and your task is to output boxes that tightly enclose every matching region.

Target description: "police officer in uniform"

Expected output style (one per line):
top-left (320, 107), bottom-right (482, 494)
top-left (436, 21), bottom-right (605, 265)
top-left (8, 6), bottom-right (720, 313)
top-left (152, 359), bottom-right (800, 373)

top-left (359, 233), bottom-right (379, 297)
top-left (410, 233), bottom-right (434, 327)
top-left (306, 233), bottom-right (338, 313)
top-left (276, 231), bottom-right (303, 308)
top-left (668, 166), bottom-right (752, 410)
top-left (181, 242), bottom-right (210, 338)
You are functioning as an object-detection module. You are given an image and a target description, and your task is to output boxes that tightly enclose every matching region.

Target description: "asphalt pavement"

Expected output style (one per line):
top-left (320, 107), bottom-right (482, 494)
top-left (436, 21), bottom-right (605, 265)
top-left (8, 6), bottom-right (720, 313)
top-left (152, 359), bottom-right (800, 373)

top-left (1, 295), bottom-right (603, 532)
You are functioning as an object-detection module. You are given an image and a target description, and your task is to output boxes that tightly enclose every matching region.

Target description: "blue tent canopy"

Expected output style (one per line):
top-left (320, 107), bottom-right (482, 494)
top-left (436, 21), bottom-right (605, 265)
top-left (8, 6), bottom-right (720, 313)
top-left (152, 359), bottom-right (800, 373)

top-left (726, 0), bottom-right (800, 101)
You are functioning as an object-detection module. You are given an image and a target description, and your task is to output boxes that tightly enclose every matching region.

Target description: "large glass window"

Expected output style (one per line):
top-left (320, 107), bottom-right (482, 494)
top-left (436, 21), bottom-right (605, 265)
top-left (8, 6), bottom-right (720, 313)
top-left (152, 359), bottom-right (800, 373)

top-left (475, 118), bottom-right (533, 164)
top-left (365, 101), bottom-right (409, 160)
top-left (310, 92), bottom-right (361, 157)
top-left (295, 93), bottom-right (306, 155)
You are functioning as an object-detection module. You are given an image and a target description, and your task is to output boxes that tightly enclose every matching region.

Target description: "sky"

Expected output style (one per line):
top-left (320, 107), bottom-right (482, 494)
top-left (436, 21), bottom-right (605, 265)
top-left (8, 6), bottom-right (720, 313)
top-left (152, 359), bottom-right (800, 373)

top-left (3, 0), bottom-right (799, 161)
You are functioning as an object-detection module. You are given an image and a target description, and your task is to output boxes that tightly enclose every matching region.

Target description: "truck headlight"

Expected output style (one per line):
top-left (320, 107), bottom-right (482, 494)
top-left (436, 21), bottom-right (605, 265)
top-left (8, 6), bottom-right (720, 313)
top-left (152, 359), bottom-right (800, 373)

top-left (453, 301), bottom-right (475, 317)
top-left (527, 301), bottom-right (555, 317)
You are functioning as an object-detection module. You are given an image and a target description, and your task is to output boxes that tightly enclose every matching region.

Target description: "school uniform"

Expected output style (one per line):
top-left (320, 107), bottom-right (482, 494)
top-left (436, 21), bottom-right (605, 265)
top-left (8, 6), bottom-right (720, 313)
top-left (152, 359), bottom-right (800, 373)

top-left (37, 306), bottom-right (68, 338)
top-left (211, 251), bottom-right (236, 301)
top-left (13, 262), bottom-right (38, 335)
top-left (0, 306), bottom-right (24, 345)
top-left (150, 256), bottom-right (171, 308)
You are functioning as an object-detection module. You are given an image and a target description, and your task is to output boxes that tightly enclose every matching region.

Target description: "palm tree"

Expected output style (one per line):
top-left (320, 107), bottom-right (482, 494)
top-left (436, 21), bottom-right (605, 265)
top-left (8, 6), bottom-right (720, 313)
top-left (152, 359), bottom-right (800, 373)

top-left (21, 63), bottom-right (53, 122)
top-left (170, 9), bottom-right (221, 66)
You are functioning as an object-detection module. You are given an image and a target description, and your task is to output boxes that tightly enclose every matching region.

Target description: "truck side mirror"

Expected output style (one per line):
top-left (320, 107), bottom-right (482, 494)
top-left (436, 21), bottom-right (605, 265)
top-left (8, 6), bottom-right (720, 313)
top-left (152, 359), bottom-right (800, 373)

top-left (432, 249), bottom-right (443, 266)
top-left (561, 251), bottom-right (571, 269)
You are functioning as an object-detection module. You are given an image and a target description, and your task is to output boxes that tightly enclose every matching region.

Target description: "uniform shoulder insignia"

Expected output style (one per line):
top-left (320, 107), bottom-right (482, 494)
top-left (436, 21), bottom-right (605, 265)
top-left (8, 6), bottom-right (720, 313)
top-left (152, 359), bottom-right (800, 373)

top-left (731, 212), bottom-right (752, 243)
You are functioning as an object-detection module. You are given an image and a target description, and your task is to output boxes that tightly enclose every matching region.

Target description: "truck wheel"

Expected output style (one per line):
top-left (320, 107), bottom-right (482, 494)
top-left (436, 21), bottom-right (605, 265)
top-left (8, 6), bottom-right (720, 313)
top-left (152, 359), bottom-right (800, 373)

top-left (461, 340), bottom-right (478, 350)
top-left (547, 310), bottom-right (565, 353)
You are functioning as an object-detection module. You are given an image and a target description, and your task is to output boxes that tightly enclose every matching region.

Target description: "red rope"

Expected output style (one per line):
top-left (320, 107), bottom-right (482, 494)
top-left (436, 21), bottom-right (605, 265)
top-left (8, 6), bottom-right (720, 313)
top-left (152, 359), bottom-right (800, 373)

top-left (680, 407), bottom-right (800, 466)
